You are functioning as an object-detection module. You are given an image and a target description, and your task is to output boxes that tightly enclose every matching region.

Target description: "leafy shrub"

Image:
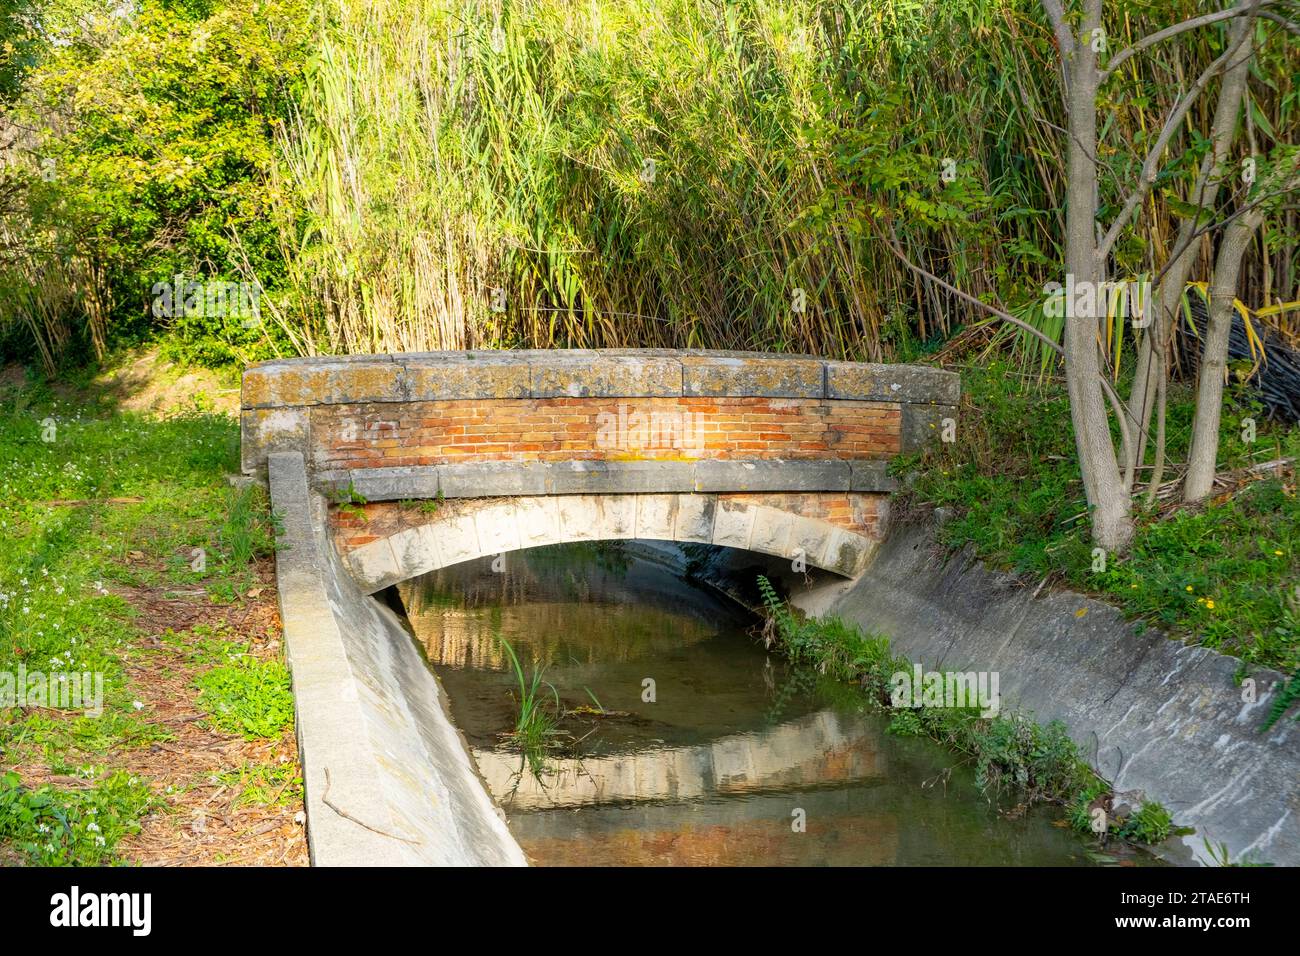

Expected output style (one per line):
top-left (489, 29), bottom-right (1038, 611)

top-left (195, 657), bottom-right (294, 740)
top-left (1118, 802), bottom-right (1173, 845)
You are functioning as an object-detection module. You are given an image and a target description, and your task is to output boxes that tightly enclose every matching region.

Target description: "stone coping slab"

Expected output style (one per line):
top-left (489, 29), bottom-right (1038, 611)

top-left (243, 350), bottom-right (959, 409)
top-left (315, 458), bottom-right (899, 500)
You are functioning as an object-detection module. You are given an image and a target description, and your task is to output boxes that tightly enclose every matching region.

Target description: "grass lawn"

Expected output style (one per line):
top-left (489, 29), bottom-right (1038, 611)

top-left (0, 359), bottom-right (306, 865)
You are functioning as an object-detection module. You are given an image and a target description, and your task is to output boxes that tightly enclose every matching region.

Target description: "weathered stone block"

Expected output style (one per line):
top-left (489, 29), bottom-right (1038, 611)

top-left (712, 499), bottom-right (756, 549)
top-left (441, 461), bottom-right (548, 497)
top-left (474, 503), bottom-right (522, 556)
top-left (242, 407), bottom-right (310, 475)
top-left (347, 466), bottom-right (440, 501)
top-left (323, 359), bottom-right (407, 405)
top-left (345, 538), bottom-right (400, 591)
top-left (404, 357), bottom-right (531, 401)
top-left (242, 363), bottom-right (333, 409)
top-left (823, 528), bottom-right (872, 576)
top-left (825, 362), bottom-right (960, 404)
top-left (387, 527), bottom-right (437, 581)
top-left (749, 507), bottom-right (795, 557)
top-left (682, 356), bottom-right (824, 398)
top-left (673, 494), bottom-right (716, 542)
top-left (900, 404), bottom-right (957, 453)
top-left (532, 355), bottom-right (682, 398)
top-left (635, 495), bottom-right (678, 541)
top-left (515, 497), bottom-right (561, 547)
top-left (557, 496), bottom-right (602, 541)
top-left (593, 495), bottom-right (638, 539)
top-left (436, 512), bottom-right (481, 565)
top-left (788, 515), bottom-right (834, 568)
top-left (546, 460), bottom-right (694, 495)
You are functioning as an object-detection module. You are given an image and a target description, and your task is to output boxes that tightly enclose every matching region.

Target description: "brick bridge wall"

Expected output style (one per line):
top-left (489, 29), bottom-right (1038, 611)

top-left (242, 350), bottom-right (958, 480)
top-left (241, 350), bottom-right (958, 581)
top-left (313, 396), bottom-right (899, 470)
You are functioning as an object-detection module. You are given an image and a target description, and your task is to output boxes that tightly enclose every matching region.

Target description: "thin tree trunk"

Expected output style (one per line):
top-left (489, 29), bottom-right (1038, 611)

top-left (1184, 208), bottom-right (1264, 501)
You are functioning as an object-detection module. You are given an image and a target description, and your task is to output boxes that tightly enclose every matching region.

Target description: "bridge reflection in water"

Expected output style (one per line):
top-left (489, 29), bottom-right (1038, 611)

top-left (399, 543), bottom-right (1098, 867)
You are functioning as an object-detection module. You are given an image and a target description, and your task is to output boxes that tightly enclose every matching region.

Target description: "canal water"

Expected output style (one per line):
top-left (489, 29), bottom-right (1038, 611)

top-left (398, 543), bottom-right (1122, 866)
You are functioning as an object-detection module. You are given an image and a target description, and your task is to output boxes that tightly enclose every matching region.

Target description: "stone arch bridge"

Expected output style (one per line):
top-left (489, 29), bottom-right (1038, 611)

top-left (241, 350), bottom-right (957, 866)
top-left (241, 350), bottom-right (959, 590)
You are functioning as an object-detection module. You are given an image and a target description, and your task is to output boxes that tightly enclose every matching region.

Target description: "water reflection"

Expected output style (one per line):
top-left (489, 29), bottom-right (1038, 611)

top-left (400, 543), bottom-right (1114, 866)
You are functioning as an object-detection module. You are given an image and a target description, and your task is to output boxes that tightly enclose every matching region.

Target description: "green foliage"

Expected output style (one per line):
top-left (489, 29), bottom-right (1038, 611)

top-left (219, 484), bottom-right (276, 567)
top-left (216, 762), bottom-right (303, 808)
top-left (1117, 802), bottom-right (1173, 845)
top-left (1261, 670), bottom-right (1300, 732)
top-left (758, 576), bottom-right (1093, 805)
top-left (195, 656), bottom-right (294, 740)
top-left (1067, 779), bottom-right (1112, 834)
top-left (904, 362), bottom-right (1300, 672)
top-left (1, 0), bottom-right (312, 370)
top-left (10, 0), bottom-right (1284, 372)
top-left (496, 634), bottom-right (562, 778)
top-left (0, 768), bottom-right (155, 865)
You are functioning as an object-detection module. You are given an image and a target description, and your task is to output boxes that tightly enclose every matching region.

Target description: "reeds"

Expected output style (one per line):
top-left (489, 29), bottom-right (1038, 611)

top-left (4, 1), bottom-right (1292, 368)
top-left (265, 0), bottom-right (1293, 362)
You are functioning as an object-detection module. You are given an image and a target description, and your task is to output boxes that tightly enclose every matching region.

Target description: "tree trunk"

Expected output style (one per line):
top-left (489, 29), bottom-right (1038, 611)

top-left (1126, 16), bottom-right (1255, 484)
top-left (1184, 208), bottom-right (1264, 501)
top-left (1061, 8), bottom-right (1134, 552)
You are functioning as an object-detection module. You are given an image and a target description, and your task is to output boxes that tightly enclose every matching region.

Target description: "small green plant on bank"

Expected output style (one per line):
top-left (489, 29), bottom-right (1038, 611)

top-left (496, 635), bottom-right (561, 778)
top-left (757, 576), bottom-right (1176, 848)
top-left (219, 484), bottom-right (278, 566)
top-left (0, 769), bottom-right (155, 865)
top-left (1117, 802), bottom-right (1173, 845)
top-left (1261, 670), bottom-right (1300, 731)
top-left (399, 491), bottom-right (444, 516)
top-left (195, 656), bottom-right (294, 741)
top-left (1065, 787), bottom-right (1173, 846)
top-left (1201, 837), bottom-right (1271, 868)
top-left (216, 763), bottom-right (303, 808)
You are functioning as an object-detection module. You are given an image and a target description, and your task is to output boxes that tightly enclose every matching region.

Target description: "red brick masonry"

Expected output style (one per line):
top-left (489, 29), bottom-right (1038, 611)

top-left (313, 397), bottom-right (901, 471)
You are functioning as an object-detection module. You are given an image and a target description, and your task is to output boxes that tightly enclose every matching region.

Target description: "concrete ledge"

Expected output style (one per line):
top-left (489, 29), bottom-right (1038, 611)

top-left (315, 458), bottom-right (899, 501)
top-left (826, 361), bottom-right (961, 405)
top-left (268, 451), bottom-right (527, 867)
top-left (545, 459), bottom-right (696, 494)
top-left (681, 355), bottom-right (825, 398)
top-left (695, 459), bottom-right (851, 493)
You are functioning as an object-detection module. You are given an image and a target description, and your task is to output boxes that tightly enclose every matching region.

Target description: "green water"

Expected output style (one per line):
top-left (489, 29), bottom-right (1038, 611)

top-left (399, 543), bottom-right (1137, 866)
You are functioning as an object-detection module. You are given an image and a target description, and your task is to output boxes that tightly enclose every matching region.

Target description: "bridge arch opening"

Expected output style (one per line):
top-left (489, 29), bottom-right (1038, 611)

top-left (334, 492), bottom-right (885, 594)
